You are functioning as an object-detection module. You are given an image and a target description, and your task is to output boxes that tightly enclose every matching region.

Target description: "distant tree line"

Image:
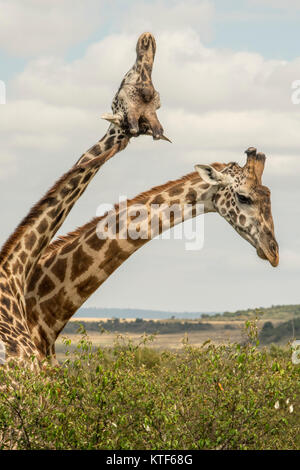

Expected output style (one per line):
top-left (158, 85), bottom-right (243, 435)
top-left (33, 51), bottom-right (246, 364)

top-left (202, 304), bottom-right (300, 320)
top-left (259, 318), bottom-right (300, 344)
top-left (62, 318), bottom-right (215, 335)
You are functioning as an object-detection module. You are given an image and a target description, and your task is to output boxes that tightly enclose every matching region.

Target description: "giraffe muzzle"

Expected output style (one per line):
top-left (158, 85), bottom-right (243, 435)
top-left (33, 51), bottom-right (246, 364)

top-left (257, 239), bottom-right (279, 267)
top-left (137, 32), bottom-right (156, 57)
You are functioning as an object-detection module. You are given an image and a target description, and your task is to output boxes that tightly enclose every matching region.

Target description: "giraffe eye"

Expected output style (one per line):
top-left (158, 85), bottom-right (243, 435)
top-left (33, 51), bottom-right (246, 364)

top-left (237, 193), bottom-right (252, 205)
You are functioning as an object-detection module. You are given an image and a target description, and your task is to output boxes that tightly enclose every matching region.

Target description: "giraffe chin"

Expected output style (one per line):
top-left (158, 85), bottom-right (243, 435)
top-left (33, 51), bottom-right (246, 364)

top-left (256, 247), bottom-right (279, 267)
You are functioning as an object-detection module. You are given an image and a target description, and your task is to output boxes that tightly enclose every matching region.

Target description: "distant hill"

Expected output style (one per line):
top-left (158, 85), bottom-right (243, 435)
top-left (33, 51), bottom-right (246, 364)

top-left (202, 304), bottom-right (300, 321)
top-left (74, 304), bottom-right (300, 320)
top-left (74, 307), bottom-right (213, 320)
top-left (66, 305), bottom-right (300, 345)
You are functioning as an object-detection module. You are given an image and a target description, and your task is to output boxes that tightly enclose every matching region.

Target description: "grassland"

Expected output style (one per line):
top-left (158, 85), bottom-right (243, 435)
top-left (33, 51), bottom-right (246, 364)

top-left (56, 305), bottom-right (299, 361)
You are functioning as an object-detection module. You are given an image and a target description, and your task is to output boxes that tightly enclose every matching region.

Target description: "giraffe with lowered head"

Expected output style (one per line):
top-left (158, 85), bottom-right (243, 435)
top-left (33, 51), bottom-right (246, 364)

top-left (0, 32), bottom-right (167, 364)
top-left (25, 147), bottom-right (279, 364)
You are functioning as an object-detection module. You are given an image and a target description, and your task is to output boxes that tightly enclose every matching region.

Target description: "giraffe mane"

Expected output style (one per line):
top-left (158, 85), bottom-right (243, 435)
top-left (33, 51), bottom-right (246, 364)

top-left (132, 171), bottom-right (197, 202)
top-left (43, 163), bottom-right (230, 257)
top-left (43, 171), bottom-right (197, 256)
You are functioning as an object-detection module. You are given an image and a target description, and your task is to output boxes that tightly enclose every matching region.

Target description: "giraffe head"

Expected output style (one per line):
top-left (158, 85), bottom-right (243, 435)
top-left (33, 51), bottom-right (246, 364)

top-left (102, 32), bottom-right (170, 142)
top-left (195, 147), bottom-right (279, 267)
top-left (135, 32), bottom-right (156, 103)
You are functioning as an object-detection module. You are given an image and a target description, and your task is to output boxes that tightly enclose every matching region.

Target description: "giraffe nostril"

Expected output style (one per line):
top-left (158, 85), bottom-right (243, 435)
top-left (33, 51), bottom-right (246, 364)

top-left (270, 240), bottom-right (278, 255)
top-left (143, 37), bottom-right (150, 48)
top-left (141, 87), bottom-right (154, 103)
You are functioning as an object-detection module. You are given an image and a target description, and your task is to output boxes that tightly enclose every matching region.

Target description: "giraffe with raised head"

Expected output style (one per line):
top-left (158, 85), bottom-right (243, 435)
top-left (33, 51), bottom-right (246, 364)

top-left (76, 31), bottom-right (169, 167)
top-left (25, 147), bottom-right (279, 364)
top-left (0, 32), bottom-right (167, 364)
top-left (101, 32), bottom-right (168, 142)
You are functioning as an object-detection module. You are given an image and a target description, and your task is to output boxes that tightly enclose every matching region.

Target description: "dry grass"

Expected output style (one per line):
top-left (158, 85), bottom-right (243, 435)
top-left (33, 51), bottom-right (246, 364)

top-left (55, 318), bottom-right (285, 361)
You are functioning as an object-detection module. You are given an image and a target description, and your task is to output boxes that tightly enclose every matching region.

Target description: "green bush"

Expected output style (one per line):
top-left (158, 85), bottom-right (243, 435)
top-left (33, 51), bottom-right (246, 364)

top-left (0, 328), bottom-right (299, 450)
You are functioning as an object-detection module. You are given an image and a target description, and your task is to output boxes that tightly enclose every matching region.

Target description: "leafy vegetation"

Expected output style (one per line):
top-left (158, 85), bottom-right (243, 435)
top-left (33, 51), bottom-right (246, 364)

top-left (0, 322), bottom-right (299, 450)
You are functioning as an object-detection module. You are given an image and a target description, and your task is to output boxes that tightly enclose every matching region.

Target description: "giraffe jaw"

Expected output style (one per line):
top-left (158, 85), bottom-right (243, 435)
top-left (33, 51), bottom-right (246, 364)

top-left (101, 114), bottom-right (171, 142)
top-left (236, 225), bottom-right (279, 267)
top-left (257, 247), bottom-right (279, 267)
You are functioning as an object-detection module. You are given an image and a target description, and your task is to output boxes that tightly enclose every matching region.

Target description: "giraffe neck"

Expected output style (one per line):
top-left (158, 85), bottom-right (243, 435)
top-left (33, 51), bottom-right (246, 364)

top-left (25, 170), bottom-right (218, 360)
top-left (0, 131), bottom-right (127, 288)
top-left (75, 125), bottom-right (129, 166)
top-left (0, 127), bottom-right (128, 361)
top-left (134, 48), bottom-right (154, 81)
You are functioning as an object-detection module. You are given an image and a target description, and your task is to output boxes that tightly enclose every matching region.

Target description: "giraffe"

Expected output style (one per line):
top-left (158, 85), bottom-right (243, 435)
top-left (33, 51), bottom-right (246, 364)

top-left (101, 31), bottom-right (169, 142)
top-left (25, 147), bottom-right (279, 364)
top-left (76, 31), bottom-right (169, 167)
top-left (0, 32), bottom-right (167, 364)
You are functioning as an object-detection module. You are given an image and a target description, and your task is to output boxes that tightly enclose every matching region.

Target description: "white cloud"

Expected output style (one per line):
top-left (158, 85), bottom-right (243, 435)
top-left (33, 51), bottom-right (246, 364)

top-left (0, 0), bottom-right (104, 57)
top-left (266, 154), bottom-right (300, 176)
top-left (5, 27), bottom-right (300, 199)
top-left (279, 250), bottom-right (300, 270)
top-left (0, 151), bottom-right (17, 180)
top-left (164, 108), bottom-right (300, 155)
top-left (118, 0), bottom-right (215, 42)
top-left (12, 34), bottom-right (138, 109)
top-left (1, 6), bottom-right (300, 311)
top-left (12, 29), bottom-right (300, 117)
top-left (0, 0), bottom-right (215, 58)
top-left (0, 100), bottom-right (97, 157)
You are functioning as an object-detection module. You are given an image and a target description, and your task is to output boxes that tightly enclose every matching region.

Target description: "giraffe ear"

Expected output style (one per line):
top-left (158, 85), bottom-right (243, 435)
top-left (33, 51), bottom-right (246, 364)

top-left (194, 164), bottom-right (233, 186)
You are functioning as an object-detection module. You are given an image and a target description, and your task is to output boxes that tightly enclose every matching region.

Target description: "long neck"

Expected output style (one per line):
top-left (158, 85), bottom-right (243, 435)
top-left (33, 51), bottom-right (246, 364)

top-left (75, 125), bottom-right (128, 166)
top-left (25, 172), bottom-right (217, 355)
top-left (0, 127), bottom-right (129, 361)
top-left (0, 129), bottom-right (128, 287)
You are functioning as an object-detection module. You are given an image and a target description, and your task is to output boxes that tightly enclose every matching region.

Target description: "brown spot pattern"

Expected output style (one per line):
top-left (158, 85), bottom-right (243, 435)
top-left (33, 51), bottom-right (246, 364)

top-left (71, 246), bottom-right (93, 282)
top-left (86, 233), bottom-right (107, 251)
top-left (37, 275), bottom-right (56, 297)
top-left (151, 194), bottom-right (164, 205)
top-left (168, 185), bottom-right (184, 196)
top-left (24, 231), bottom-right (37, 250)
top-left (75, 276), bottom-right (100, 298)
top-left (239, 215), bottom-right (246, 225)
top-left (37, 219), bottom-right (48, 234)
top-left (186, 188), bottom-right (197, 204)
top-left (51, 258), bottom-right (67, 282)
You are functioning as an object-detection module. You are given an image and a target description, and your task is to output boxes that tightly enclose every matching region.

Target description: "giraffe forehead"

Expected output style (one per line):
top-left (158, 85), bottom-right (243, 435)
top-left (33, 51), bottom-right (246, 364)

top-left (226, 162), bottom-right (270, 191)
top-left (227, 166), bottom-right (245, 180)
top-left (229, 169), bottom-right (259, 190)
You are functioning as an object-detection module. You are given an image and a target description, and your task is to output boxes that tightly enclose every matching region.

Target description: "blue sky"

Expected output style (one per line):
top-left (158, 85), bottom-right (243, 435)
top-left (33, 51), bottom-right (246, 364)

top-left (2, 0), bottom-right (300, 81)
top-left (213, 1), bottom-right (300, 60)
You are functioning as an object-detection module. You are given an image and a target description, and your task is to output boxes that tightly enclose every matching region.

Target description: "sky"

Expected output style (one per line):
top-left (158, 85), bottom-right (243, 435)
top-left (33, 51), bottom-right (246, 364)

top-left (0, 0), bottom-right (300, 313)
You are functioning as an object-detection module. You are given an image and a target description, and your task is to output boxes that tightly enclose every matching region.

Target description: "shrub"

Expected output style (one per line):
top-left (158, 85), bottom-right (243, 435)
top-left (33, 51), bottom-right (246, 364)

top-left (0, 327), bottom-right (299, 450)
